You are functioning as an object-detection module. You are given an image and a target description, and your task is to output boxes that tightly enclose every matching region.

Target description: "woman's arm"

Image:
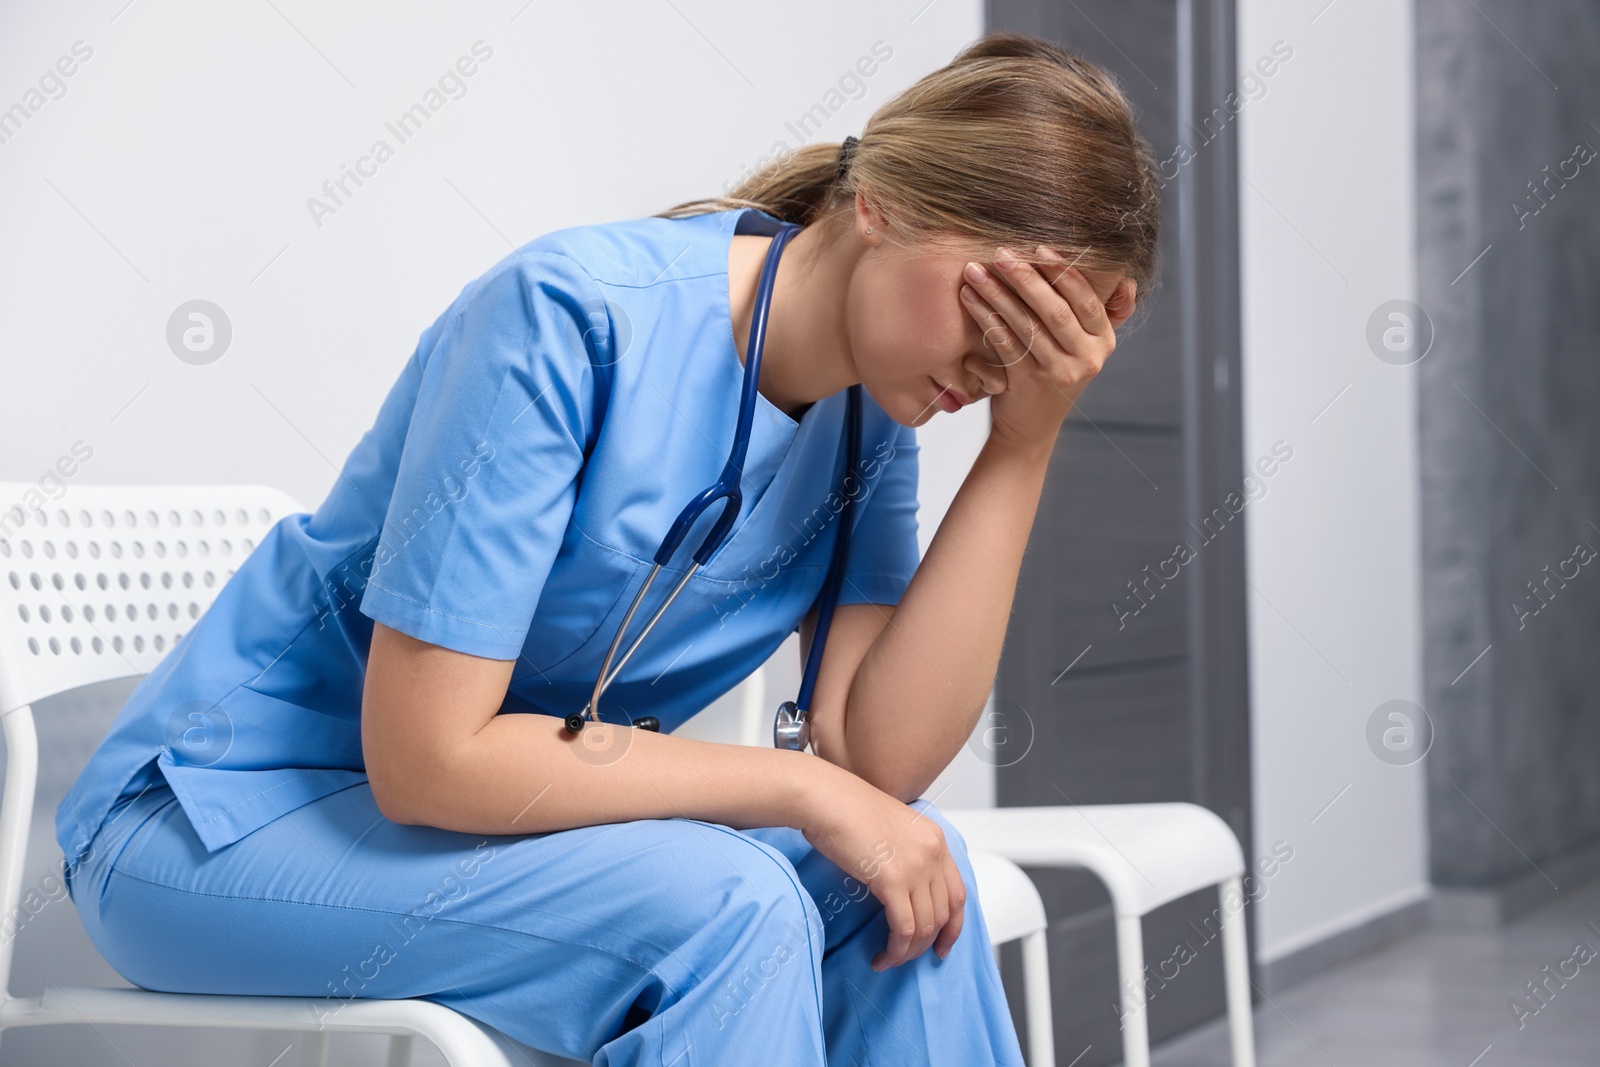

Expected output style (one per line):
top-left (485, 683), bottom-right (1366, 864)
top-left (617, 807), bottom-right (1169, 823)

top-left (362, 620), bottom-right (844, 834)
top-left (362, 620), bottom-right (973, 970)
top-left (803, 432), bottom-right (1054, 803)
top-left (806, 251), bottom-right (1136, 802)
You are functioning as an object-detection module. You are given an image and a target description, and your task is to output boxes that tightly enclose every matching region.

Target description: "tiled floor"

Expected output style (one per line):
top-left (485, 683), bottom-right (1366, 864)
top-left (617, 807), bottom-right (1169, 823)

top-left (1148, 875), bottom-right (1600, 1066)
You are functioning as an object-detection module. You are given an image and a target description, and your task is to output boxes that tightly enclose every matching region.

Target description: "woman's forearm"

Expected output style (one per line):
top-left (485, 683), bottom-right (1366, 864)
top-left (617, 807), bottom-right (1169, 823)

top-left (383, 711), bottom-right (846, 836)
top-left (844, 428), bottom-right (1057, 802)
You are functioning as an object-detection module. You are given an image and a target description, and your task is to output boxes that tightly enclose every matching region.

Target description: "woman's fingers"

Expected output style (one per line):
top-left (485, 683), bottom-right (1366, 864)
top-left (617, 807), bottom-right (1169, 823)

top-left (874, 890), bottom-right (919, 971)
top-left (872, 867), bottom-right (959, 969)
top-left (1030, 249), bottom-right (1114, 338)
top-left (934, 851), bottom-right (966, 959)
top-left (961, 248), bottom-right (1127, 385)
top-left (925, 864), bottom-right (951, 960)
top-left (960, 267), bottom-right (1053, 369)
top-left (905, 879), bottom-right (940, 963)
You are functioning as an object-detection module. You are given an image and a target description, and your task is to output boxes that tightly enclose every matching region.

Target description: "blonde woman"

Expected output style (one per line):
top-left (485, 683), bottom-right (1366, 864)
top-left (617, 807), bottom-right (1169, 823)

top-left (60, 29), bottom-right (1157, 1065)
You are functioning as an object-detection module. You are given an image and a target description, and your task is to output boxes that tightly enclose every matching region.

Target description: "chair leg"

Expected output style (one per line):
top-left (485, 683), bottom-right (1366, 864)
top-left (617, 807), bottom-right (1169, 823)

top-left (1218, 875), bottom-right (1257, 1067)
top-left (1020, 928), bottom-right (1055, 1067)
top-left (386, 1033), bottom-right (416, 1067)
top-left (1114, 912), bottom-right (1150, 1067)
top-left (300, 1030), bottom-right (331, 1067)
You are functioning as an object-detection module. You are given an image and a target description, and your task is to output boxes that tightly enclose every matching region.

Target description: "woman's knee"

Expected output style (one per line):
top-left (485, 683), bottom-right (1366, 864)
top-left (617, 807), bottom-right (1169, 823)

top-left (642, 820), bottom-right (825, 953)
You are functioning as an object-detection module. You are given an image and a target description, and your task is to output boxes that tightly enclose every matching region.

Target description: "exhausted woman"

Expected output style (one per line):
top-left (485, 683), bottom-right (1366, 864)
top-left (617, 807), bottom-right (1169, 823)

top-left (59, 29), bottom-right (1157, 1065)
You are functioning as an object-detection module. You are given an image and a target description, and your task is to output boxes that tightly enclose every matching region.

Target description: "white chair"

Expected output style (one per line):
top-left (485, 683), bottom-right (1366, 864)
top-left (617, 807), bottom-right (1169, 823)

top-left (966, 848), bottom-right (1055, 1067)
top-left (0, 483), bottom-right (1056, 1067)
top-left (737, 664), bottom-right (1259, 1067)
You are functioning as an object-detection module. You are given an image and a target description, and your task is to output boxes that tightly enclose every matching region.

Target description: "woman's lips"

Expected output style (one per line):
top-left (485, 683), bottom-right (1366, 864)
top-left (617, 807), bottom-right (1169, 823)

top-left (932, 378), bottom-right (969, 412)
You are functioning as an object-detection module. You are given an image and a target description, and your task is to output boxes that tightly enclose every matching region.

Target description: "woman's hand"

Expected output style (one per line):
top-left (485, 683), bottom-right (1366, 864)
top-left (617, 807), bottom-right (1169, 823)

top-left (958, 247), bottom-right (1137, 450)
top-left (799, 770), bottom-right (966, 970)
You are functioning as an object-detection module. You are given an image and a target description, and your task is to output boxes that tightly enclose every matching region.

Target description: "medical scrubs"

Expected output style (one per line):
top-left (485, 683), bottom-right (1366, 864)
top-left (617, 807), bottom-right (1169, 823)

top-left (55, 207), bottom-right (1027, 1065)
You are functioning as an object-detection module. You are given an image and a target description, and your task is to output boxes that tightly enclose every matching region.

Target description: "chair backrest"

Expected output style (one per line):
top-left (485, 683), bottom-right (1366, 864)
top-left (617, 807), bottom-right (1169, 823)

top-left (0, 483), bottom-right (305, 712)
top-left (0, 482), bottom-right (303, 1000)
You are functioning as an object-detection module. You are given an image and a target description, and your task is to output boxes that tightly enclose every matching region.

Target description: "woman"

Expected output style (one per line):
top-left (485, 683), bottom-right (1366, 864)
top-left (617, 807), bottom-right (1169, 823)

top-left (58, 29), bottom-right (1157, 1065)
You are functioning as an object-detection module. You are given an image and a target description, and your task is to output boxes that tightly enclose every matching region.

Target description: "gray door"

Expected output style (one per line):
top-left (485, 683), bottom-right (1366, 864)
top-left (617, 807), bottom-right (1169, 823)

top-left (983, 1), bottom-right (1254, 1062)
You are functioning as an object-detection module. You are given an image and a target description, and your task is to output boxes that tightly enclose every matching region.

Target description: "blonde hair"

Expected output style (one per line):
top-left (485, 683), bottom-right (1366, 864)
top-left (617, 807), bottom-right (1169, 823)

top-left (656, 30), bottom-right (1162, 298)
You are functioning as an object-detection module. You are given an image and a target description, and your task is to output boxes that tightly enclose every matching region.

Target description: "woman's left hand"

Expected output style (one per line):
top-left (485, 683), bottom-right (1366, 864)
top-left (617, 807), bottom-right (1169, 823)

top-left (957, 247), bottom-right (1137, 450)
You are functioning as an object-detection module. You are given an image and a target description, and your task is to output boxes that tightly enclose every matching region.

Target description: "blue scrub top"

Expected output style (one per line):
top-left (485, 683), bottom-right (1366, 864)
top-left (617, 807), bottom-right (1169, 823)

top-left (56, 207), bottom-right (921, 861)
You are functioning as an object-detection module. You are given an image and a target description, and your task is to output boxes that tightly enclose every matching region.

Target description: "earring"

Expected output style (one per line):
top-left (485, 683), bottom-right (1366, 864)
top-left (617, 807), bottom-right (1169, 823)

top-left (865, 226), bottom-right (875, 235)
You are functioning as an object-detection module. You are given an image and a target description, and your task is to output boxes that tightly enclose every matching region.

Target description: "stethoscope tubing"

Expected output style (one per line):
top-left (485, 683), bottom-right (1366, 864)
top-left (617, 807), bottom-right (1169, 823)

top-left (573, 218), bottom-right (862, 747)
top-left (796, 383), bottom-right (861, 711)
top-left (579, 221), bottom-right (801, 725)
top-left (584, 559), bottom-right (699, 716)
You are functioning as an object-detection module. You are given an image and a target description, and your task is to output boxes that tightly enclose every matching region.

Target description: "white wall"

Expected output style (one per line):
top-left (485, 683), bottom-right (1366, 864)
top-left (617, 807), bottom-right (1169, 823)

top-left (1236, 0), bottom-right (1429, 968)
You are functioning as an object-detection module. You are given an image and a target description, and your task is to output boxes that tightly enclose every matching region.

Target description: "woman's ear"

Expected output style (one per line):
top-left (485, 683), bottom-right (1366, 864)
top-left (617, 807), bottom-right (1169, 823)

top-left (1106, 277), bottom-right (1137, 329)
top-left (853, 188), bottom-right (889, 246)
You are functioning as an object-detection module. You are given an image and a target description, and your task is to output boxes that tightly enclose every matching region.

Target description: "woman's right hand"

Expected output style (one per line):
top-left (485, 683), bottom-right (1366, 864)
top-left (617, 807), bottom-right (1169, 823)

top-left (799, 768), bottom-right (967, 970)
top-left (957, 249), bottom-right (1136, 452)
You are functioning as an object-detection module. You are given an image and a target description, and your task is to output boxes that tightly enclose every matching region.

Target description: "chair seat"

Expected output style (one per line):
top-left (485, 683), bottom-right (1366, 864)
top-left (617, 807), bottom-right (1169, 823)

top-left (944, 803), bottom-right (1246, 917)
top-left (967, 848), bottom-right (1048, 945)
top-left (4, 985), bottom-right (575, 1066)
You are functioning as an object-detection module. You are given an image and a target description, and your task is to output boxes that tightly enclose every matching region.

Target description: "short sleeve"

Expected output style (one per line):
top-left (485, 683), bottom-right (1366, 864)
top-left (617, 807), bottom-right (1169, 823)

top-left (359, 252), bottom-right (603, 659)
top-left (836, 420), bottom-right (921, 607)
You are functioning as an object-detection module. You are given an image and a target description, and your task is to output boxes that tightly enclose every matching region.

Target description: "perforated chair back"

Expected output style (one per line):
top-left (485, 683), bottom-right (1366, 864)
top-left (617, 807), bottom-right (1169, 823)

top-left (0, 483), bottom-right (303, 714)
top-left (0, 482), bottom-right (304, 1003)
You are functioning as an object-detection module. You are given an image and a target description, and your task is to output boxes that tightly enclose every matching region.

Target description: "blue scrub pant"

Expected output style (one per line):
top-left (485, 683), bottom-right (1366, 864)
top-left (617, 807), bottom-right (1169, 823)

top-left (66, 778), bottom-right (1027, 1065)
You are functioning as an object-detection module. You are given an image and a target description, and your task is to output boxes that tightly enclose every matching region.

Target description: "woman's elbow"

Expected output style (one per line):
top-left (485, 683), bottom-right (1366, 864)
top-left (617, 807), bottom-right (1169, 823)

top-left (363, 733), bottom-right (444, 826)
top-left (367, 765), bottom-right (422, 825)
top-left (830, 751), bottom-right (929, 806)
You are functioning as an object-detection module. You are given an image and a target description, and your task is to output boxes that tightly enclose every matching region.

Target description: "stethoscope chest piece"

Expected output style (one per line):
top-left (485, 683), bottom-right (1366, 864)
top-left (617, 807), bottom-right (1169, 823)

top-left (773, 700), bottom-right (809, 751)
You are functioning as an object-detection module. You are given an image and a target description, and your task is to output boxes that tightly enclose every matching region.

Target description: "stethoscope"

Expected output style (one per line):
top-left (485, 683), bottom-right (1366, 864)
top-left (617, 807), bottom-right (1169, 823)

top-left (563, 220), bottom-right (863, 752)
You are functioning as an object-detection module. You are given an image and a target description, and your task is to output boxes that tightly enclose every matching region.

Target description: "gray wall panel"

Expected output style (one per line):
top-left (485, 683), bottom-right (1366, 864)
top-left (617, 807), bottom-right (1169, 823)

top-left (1417, 0), bottom-right (1600, 888)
